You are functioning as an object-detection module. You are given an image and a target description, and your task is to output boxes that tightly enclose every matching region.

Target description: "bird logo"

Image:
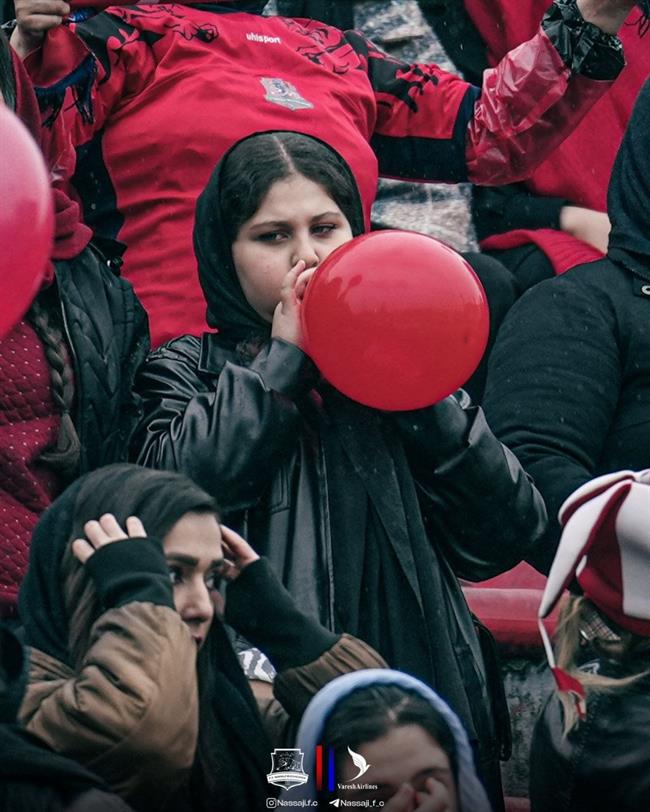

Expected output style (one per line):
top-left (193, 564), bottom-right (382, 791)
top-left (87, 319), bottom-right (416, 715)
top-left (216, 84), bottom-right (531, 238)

top-left (346, 746), bottom-right (371, 781)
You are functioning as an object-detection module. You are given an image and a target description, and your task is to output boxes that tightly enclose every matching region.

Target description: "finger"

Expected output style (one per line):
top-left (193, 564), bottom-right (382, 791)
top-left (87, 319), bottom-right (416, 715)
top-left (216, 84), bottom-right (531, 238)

top-left (294, 266), bottom-right (317, 301)
top-left (424, 777), bottom-right (448, 796)
top-left (288, 258), bottom-right (307, 277)
top-left (16, 0), bottom-right (70, 13)
top-left (19, 14), bottom-right (65, 31)
top-left (212, 589), bottom-right (225, 620)
top-left (83, 519), bottom-right (108, 549)
top-left (219, 524), bottom-right (248, 550)
top-left (280, 260), bottom-right (306, 297)
top-left (125, 516), bottom-right (146, 538)
top-left (220, 525), bottom-right (259, 565)
top-left (97, 513), bottom-right (128, 542)
top-left (414, 778), bottom-right (451, 812)
top-left (72, 538), bottom-right (95, 565)
top-left (384, 783), bottom-right (416, 812)
top-left (218, 558), bottom-right (239, 582)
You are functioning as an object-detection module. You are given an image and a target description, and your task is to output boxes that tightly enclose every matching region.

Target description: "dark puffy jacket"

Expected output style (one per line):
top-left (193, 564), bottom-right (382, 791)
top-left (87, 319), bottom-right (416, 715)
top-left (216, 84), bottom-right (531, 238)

top-left (0, 249), bottom-right (148, 615)
top-left (56, 246), bottom-right (149, 473)
top-left (132, 333), bottom-right (547, 808)
top-left (530, 666), bottom-right (650, 812)
top-left (483, 74), bottom-right (650, 573)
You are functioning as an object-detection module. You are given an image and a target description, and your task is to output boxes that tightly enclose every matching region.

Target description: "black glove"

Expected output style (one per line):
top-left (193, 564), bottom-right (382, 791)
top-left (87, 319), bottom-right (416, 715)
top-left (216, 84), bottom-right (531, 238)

top-left (225, 558), bottom-right (339, 672)
top-left (84, 538), bottom-right (175, 611)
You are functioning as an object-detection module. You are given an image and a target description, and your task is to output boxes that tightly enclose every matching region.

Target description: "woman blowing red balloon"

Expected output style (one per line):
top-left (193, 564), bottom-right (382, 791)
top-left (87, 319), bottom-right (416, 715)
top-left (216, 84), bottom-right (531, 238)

top-left (131, 131), bottom-right (547, 810)
top-left (7, 0), bottom-right (642, 345)
top-left (0, 31), bottom-right (148, 618)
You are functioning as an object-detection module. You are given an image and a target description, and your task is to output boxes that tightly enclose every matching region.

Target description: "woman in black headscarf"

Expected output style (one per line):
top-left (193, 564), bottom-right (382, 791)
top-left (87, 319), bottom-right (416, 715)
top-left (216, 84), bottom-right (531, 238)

top-left (17, 463), bottom-right (383, 812)
top-left (132, 130), bottom-right (548, 809)
top-left (483, 76), bottom-right (650, 574)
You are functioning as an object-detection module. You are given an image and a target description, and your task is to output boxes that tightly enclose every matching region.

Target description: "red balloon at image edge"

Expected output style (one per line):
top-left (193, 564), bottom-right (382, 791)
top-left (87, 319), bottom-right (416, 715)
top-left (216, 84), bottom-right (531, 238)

top-left (0, 105), bottom-right (54, 340)
top-left (301, 230), bottom-right (490, 411)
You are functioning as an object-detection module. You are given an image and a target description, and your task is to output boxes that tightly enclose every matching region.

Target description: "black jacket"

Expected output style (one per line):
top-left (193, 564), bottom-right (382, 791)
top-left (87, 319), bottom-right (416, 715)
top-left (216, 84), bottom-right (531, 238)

top-left (530, 664), bottom-right (650, 812)
top-left (133, 335), bottom-right (547, 800)
top-left (55, 245), bottom-right (149, 474)
top-left (483, 78), bottom-right (650, 573)
top-left (132, 134), bottom-right (547, 807)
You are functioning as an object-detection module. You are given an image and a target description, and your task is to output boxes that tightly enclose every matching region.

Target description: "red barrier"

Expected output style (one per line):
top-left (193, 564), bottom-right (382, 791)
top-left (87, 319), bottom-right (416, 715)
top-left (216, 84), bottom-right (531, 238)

top-left (462, 563), bottom-right (561, 651)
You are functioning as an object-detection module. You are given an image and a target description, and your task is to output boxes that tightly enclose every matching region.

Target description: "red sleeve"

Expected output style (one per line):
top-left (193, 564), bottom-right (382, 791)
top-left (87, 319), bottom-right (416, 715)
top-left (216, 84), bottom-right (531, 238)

top-left (465, 29), bottom-right (612, 185)
top-left (12, 46), bottom-right (91, 260)
top-left (346, 26), bottom-right (613, 186)
top-left (344, 30), bottom-right (477, 183)
top-left (24, 10), bottom-right (156, 146)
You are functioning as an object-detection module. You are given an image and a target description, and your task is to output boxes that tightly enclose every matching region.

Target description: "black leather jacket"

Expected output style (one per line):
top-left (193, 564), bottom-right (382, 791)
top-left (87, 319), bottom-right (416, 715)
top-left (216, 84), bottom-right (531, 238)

top-left (132, 332), bottom-right (547, 806)
top-left (530, 665), bottom-right (650, 811)
top-left (133, 334), bottom-right (546, 595)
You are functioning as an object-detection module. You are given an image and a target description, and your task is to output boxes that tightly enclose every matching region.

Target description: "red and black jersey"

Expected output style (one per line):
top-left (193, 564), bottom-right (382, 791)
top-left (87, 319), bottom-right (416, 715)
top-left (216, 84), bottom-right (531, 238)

top-left (27, 3), bottom-right (616, 344)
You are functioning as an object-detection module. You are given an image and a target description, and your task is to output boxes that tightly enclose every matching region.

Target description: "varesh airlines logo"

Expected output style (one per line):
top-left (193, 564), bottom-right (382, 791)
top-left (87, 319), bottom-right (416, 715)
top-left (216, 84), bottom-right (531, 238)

top-left (345, 747), bottom-right (371, 782)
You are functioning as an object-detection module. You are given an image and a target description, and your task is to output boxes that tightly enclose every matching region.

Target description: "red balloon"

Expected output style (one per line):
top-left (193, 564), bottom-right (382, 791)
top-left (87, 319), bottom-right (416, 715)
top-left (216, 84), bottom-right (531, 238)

top-left (301, 230), bottom-right (489, 411)
top-left (0, 104), bottom-right (54, 340)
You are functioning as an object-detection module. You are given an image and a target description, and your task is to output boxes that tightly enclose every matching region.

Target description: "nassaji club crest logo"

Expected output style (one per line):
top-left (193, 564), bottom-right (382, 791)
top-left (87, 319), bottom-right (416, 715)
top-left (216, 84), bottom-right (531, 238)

top-left (261, 78), bottom-right (314, 111)
top-left (266, 748), bottom-right (309, 790)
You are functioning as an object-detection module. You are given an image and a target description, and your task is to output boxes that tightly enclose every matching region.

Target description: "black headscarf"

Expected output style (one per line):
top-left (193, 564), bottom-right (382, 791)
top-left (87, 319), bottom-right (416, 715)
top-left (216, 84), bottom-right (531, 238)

top-left (607, 76), bottom-right (650, 277)
top-left (193, 130), bottom-right (365, 344)
top-left (19, 477), bottom-right (85, 666)
top-left (18, 464), bottom-right (271, 812)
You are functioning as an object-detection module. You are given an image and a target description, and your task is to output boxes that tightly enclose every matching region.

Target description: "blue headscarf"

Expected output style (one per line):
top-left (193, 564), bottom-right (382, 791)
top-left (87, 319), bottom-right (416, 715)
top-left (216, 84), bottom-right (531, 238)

top-left (291, 669), bottom-right (492, 812)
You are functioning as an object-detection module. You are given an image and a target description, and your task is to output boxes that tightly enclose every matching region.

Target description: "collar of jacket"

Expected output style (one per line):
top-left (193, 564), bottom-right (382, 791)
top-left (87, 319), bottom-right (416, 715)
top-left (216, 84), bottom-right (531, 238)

top-left (198, 333), bottom-right (239, 375)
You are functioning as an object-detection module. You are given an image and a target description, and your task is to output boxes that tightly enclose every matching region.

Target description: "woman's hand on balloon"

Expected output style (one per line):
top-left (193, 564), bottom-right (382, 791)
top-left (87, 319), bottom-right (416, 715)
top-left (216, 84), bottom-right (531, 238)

top-left (219, 525), bottom-right (260, 582)
top-left (11, 0), bottom-right (70, 57)
top-left (72, 514), bottom-right (146, 564)
top-left (271, 260), bottom-right (317, 350)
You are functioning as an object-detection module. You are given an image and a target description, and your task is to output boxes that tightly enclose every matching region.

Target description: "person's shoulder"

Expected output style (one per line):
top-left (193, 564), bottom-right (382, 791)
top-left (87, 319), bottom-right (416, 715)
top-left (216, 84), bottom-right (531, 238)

top-left (146, 334), bottom-right (202, 366)
top-left (569, 687), bottom-right (650, 803)
top-left (513, 258), bottom-right (624, 316)
top-left (555, 258), bottom-right (645, 325)
top-left (561, 257), bottom-right (631, 290)
top-left (81, 3), bottom-right (217, 33)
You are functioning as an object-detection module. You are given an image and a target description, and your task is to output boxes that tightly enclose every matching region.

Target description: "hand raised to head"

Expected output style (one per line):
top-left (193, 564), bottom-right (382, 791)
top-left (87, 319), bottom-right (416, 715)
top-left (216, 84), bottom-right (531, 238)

top-left (218, 524), bottom-right (260, 581)
top-left (72, 514), bottom-right (146, 565)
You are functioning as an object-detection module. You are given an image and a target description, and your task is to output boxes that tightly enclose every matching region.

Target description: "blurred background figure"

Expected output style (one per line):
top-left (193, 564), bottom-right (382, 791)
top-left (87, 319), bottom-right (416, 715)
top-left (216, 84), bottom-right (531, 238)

top-left (533, 469), bottom-right (650, 812)
top-left (466, 0), bottom-right (650, 291)
top-left (484, 75), bottom-right (650, 571)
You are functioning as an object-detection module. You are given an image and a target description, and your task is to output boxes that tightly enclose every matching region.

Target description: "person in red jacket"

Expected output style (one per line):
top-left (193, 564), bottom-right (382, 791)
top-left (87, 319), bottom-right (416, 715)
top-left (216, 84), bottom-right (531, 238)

top-left (10, 0), bottom-right (640, 345)
top-left (466, 0), bottom-right (650, 289)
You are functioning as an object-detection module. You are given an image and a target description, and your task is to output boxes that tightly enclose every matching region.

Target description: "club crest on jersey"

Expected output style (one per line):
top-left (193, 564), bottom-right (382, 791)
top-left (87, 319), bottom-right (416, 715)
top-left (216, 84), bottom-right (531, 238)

top-left (261, 78), bottom-right (313, 111)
